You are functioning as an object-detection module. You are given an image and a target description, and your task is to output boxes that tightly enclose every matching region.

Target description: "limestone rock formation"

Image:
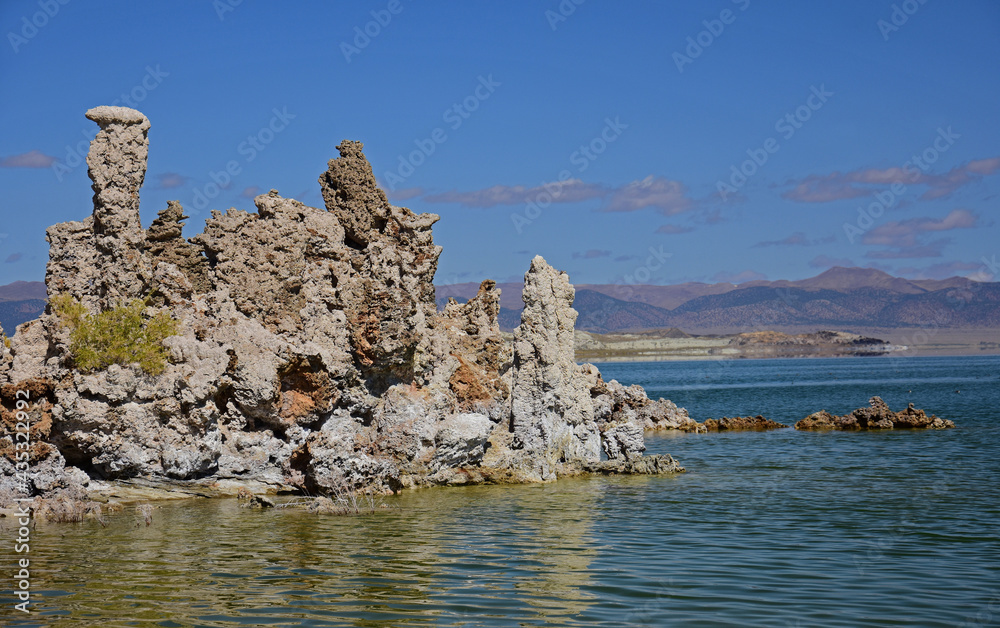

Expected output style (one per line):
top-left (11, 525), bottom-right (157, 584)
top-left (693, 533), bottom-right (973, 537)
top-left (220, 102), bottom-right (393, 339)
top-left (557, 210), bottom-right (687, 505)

top-left (593, 377), bottom-right (702, 433)
top-left (435, 280), bottom-right (510, 409)
top-left (0, 107), bottom-right (687, 508)
top-left (318, 140), bottom-right (442, 392)
top-left (510, 257), bottom-right (600, 480)
top-left (84, 106), bottom-right (153, 307)
top-left (795, 397), bottom-right (955, 430)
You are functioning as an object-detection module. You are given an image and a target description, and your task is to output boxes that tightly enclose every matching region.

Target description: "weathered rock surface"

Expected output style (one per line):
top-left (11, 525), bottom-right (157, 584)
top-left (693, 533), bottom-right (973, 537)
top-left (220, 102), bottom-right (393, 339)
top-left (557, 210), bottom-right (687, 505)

top-left (0, 108), bottom-right (687, 508)
top-left (0, 322), bottom-right (10, 378)
top-left (795, 397), bottom-right (955, 430)
top-left (318, 140), bottom-right (443, 393)
top-left (436, 280), bottom-right (510, 409)
top-left (592, 377), bottom-right (702, 433)
top-left (702, 415), bottom-right (789, 432)
top-left (581, 454), bottom-right (684, 475)
top-left (84, 106), bottom-right (153, 307)
top-left (147, 201), bottom-right (211, 294)
top-left (510, 257), bottom-right (600, 480)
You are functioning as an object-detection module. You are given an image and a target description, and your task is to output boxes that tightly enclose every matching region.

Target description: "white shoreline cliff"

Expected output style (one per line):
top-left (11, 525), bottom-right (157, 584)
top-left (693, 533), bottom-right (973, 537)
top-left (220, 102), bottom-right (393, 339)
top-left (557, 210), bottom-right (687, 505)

top-left (0, 107), bottom-right (695, 505)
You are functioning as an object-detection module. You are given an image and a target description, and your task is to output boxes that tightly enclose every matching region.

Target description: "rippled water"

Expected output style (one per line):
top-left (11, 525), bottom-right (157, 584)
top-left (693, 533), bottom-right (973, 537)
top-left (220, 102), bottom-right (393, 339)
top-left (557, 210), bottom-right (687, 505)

top-left (2, 355), bottom-right (998, 627)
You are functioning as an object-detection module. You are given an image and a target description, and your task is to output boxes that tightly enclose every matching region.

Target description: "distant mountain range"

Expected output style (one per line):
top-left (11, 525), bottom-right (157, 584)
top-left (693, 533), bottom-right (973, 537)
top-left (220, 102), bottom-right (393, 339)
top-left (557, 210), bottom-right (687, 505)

top-left (3, 267), bottom-right (998, 336)
top-left (437, 267), bottom-right (1000, 334)
top-left (0, 281), bottom-right (47, 335)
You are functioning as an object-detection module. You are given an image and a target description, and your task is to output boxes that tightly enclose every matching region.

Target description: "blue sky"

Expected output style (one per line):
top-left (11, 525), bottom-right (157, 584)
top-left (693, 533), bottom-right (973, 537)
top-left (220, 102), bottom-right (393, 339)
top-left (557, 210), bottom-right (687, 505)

top-left (1, 0), bottom-right (998, 288)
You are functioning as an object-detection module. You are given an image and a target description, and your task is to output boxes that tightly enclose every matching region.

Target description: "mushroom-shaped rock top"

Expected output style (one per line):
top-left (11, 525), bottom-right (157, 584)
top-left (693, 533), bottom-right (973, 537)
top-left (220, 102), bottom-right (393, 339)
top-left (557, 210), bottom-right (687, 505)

top-left (85, 106), bottom-right (150, 128)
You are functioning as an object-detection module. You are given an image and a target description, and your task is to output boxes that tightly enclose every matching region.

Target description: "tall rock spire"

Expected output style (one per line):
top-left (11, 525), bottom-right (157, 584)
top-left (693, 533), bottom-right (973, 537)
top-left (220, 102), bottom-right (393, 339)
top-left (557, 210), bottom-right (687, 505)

top-left (510, 256), bottom-right (600, 480)
top-left (84, 105), bottom-right (152, 305)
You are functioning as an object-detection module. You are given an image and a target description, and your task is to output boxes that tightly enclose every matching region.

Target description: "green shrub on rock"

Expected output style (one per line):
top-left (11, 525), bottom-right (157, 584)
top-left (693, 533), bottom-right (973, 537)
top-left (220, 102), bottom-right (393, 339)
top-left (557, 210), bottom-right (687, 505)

top-left (51, 294), bottom-right (179, 375)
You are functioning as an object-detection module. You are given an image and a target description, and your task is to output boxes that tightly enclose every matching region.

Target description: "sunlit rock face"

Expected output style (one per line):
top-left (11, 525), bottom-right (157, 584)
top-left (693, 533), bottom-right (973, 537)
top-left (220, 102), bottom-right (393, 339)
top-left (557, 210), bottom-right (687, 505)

top-left (510, 256), bottom-right (601, 480)
top-left (0, 108), bottom-right (685, 506)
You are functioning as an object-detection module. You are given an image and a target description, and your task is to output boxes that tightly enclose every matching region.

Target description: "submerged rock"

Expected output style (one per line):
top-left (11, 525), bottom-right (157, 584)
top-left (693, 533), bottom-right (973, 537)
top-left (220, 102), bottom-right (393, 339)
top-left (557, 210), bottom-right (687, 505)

top-left (0, 107), bottom-right (688, 507)
top-left (237, 488), bottom-right (275, 509)
top-left (795, 397), bottom-right (955, 430)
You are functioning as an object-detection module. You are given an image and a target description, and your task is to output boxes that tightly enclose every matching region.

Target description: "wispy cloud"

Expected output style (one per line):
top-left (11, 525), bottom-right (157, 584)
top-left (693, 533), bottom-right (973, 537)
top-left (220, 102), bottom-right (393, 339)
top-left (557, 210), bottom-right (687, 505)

top-left (572, 249), bottom-right (611, 259)
top-left (385, 186), bottom-right (424, 202)
top-left (0, 150), bottom-right (56, 168)
top-left (419, 174), bottom-right (698, 215)
top-left (711, 269), bottom-right (767, 283)
top-left (862, 209), bottom-right (978, 248)
top-left (895, 261), bottom-right (985, 280)
top-left (782, 157), bottom-right (1000, 203)
top-left (865, 240), bottom-right (949, 259)
top-left (5, 252), bottom-right (23, 263)
top-left (656, 224), bottom-right (694, 235)
top-left (754, 231), bottom-right (836, 247)
top-left (157, 172), bottom-right (188, 189)
top-left (604, 176), bottom-right (693, 215)
top-left (701, 208), bottom-right (726, 224)
top-left (424, 179), bottom-right (604, 208)
top-left (614, 254), bottom-right (638, 262)
top-left (240, 186), bottom-right (261, 199)
top-left (809, 255), bottom-right (854, 269)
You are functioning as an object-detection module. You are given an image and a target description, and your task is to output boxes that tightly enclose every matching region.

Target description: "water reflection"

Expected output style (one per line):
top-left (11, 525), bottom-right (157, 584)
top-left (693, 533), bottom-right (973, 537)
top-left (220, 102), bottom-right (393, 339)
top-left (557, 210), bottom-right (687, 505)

top-left (12, 481), bottom-right (601, 627)
top-left (3, 356), bottom-right (998, 627)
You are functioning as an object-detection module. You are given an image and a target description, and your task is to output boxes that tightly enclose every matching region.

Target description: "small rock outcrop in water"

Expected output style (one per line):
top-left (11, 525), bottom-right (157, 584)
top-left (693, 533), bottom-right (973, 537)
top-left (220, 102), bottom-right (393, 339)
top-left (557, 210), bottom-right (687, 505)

top-left (701, 416), bottom-right (788, 431)
top-left (0, 107), bottom-right (684, 506)
top-left (795, 397), bottom-right (955, 430)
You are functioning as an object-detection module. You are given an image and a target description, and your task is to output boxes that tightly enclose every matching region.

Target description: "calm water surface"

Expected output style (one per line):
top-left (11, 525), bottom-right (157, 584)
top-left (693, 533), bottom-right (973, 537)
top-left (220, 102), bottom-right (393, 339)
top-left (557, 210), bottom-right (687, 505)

top-left (2, 355), bottom-right (998, 627)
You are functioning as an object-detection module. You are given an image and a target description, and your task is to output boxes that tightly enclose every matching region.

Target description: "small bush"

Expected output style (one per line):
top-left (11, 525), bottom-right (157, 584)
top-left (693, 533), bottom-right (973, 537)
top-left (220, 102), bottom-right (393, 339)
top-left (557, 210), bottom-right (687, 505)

top-left (51, 294), bottom-right (179, 376)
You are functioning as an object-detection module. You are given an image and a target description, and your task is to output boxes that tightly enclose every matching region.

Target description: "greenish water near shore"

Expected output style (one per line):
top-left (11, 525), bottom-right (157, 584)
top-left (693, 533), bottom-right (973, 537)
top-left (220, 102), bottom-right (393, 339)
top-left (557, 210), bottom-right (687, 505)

top-left (3, 355), bottom-right (998, 626)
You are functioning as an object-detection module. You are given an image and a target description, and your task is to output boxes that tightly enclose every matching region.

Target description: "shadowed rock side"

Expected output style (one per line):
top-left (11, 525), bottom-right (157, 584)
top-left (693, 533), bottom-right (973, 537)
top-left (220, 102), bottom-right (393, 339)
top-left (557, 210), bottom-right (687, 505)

top-left (795, 396), bottom-right (954, 430)
top-left (146, 201), bottom-right (211, 294)
top-left (0, 107), bottom-right (685, 506)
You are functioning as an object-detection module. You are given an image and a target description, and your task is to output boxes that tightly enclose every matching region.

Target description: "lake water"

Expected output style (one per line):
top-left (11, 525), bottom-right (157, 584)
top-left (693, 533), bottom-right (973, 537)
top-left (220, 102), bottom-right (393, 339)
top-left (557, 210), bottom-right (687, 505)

top-left (3, 355), bottom-right (999, 627)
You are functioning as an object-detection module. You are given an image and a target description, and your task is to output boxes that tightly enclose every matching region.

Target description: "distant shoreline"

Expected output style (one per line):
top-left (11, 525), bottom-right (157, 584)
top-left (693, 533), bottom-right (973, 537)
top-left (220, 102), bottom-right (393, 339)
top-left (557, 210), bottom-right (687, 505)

top-left (574, 327), bottom-right (1000, 363)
